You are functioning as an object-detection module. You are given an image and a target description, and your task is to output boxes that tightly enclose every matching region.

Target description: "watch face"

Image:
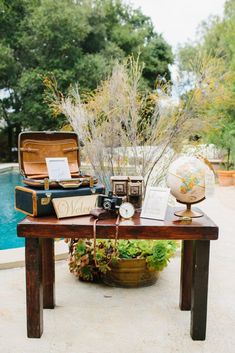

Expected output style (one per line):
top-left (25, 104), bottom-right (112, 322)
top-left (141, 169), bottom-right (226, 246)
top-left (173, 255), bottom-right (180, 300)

top-left (119, 202), bottom-right (135, 219)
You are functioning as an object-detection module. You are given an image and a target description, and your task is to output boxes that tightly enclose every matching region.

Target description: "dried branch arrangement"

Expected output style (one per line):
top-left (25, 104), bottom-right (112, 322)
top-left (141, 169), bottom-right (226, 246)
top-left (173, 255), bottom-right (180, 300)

top-left (44, 54), bottom-right (234, 189)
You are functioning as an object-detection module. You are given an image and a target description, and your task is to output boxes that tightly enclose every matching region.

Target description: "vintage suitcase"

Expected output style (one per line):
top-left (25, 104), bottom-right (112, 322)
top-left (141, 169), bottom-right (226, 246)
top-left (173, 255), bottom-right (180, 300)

top-left (15, 184), bottom-right (105, 217)
top-left (16, 131), bottom-right (104, 216)
top-left (18, 131), bottom-right (97, 188)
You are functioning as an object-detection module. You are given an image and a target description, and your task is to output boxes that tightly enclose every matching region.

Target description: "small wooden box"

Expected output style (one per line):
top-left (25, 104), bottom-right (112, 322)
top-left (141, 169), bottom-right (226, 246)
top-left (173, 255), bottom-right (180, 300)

top-left (128, 176), bottom-right (143, 208)
top-left (110, 176), bottom-right (129, 196)
top-left (111, 176), bottom-right (144, 208)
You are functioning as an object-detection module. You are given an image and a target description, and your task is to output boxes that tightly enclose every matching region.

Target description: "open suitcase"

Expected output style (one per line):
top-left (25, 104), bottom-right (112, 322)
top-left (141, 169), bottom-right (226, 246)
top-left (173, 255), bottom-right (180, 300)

top-left (15, 131), bottom-right (105, 216)
top-left (18, 131), bottom-right (97, 188)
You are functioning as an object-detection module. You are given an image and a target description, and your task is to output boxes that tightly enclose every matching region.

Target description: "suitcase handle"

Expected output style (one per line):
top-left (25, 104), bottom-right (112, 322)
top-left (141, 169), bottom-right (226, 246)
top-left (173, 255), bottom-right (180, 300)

top-left (20, 147), bottom-right (79, 153)
top-left (63, 147), bottom-right (79, 152)
top-left (58, 181), bottom-right (83, 189)
top-left (20, 147), bottom-right (38, 153)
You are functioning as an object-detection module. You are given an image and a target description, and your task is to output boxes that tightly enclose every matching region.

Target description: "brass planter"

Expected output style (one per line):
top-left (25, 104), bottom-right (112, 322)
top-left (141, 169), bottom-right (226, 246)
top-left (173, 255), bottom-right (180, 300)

top-left (102, 258), bottom-right (159, 288)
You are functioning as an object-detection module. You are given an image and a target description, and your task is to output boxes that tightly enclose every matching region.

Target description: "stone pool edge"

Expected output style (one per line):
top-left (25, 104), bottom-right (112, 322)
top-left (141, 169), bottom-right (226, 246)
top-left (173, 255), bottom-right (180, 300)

top-left (0, 163), bottom-right (19, 173)
top-left (0, 240), bottom-right (68, 269)
top-left (0, 164), bottom-right (67, 268)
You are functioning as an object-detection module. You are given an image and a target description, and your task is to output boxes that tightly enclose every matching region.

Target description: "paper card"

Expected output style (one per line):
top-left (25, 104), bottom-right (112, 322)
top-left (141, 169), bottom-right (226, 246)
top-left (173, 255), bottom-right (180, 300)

top-left (140, 187), bottom-right (170, 221)
top-left (46, 157), bottom-right (71, 180)
top-left (52, 195), bottom-right (98, 219)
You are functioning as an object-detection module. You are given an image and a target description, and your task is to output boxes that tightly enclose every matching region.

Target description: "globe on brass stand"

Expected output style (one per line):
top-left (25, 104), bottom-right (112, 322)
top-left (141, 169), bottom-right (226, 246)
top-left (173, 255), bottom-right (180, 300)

top-left (174, 198), bottom-right (205, 218)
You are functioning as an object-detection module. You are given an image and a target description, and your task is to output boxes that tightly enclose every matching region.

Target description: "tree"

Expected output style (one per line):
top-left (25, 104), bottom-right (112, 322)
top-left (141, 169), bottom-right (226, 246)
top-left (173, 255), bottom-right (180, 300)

top-left (0, 0), bottom-right (37, 160)
top-left (177, 0), bottom-right (235, 165)
top-left (0, 0), bottom-right (173, 161)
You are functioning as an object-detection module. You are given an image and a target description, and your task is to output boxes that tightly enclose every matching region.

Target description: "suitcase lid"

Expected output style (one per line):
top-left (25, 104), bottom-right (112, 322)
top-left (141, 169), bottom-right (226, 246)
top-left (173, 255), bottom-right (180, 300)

top-left (18, 131), bottom-right (80, 179)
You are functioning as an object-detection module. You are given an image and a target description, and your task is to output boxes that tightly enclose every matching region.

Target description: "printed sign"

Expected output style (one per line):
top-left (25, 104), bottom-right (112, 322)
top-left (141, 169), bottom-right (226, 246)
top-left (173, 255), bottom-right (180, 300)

top-left (52, 195), bottom-right (98, 219)
top-left (140, 187), bottom-right (170, 221)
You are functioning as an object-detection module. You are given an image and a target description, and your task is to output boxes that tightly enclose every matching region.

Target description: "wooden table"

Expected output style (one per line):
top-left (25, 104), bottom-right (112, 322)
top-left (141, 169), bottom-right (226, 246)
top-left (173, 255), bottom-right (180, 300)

top-left (17, 207), bottom-right (218, 340)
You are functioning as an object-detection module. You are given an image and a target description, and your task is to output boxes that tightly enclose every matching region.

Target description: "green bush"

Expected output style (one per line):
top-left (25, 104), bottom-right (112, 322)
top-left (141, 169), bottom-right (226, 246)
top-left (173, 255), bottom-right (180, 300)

top-left (68, 239), bottom-right (178, 282)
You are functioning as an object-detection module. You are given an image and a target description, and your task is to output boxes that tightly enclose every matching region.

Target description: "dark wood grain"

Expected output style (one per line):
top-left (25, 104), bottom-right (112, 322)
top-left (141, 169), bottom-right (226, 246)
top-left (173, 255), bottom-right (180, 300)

top-left (179, 240), bottom-right (193, 310)
top-left (18, 206), bottom-right (218, 340)
top-left (25, 238), bottom-right (43, 338)
top-left (190, 240), bottom-right (210, 340)
top-left (42, 239), bottom-right (55, 309)
top-left (17, 207), bottom-right (219, 240)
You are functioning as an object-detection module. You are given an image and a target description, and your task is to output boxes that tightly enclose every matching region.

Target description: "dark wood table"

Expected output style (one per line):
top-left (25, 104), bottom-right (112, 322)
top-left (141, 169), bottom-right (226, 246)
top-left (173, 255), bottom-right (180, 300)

top-left (17, 207), bottom-right (218, 340)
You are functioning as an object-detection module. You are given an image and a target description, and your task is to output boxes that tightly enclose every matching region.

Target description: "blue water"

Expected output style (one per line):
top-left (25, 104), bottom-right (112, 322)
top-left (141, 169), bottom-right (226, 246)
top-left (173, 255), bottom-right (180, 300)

top-left (0, 172), bottom-right (25, 250)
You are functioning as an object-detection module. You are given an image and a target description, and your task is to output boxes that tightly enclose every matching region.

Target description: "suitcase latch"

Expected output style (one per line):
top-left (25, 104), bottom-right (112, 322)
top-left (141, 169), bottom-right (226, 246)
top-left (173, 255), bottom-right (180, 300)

top-left (89, 177), bottom-right (94, 188)
top-left (44, 178), bottom-right (50, 191)
top-left (41, 193), bottom-right (52, 205)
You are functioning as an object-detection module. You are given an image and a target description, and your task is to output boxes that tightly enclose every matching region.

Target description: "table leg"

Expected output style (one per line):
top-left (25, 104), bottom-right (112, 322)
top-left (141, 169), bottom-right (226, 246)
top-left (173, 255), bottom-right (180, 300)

top-left (42, 238), bottom-right (55, 309)
top-left (190, 240), bottom-right (210, 340)
top-left (179, 240), bottom-right (193, 310)
top-left (25, 238), bottom-right (43, 338)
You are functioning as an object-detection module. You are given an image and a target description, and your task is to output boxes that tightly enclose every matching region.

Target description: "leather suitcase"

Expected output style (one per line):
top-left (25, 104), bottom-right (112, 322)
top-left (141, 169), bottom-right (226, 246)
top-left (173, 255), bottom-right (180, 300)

top-left (18, 131), bottom-right (97, 188)
top-left (15, 131), bottom-right (104, 216)
top-left (15, 184), bottom-right (105, 217)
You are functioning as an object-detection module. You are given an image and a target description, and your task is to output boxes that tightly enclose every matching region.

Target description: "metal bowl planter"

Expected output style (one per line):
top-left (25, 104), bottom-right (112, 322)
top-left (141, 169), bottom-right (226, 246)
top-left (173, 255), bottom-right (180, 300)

top-left (68, 239), bottom-right (177, 287)
top-left (102, 258), bottom-right (159, 288)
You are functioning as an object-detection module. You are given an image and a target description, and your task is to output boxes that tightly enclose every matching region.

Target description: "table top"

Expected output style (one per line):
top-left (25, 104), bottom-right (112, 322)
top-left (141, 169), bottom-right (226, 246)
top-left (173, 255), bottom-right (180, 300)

top-left (17, 207), bottom-right (219, 241)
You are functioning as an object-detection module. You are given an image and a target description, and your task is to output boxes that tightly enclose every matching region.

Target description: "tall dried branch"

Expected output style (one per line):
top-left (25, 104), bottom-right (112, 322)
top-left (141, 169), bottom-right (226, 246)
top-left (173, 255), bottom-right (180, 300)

top-left (44, 54), bottom-right (234, 189)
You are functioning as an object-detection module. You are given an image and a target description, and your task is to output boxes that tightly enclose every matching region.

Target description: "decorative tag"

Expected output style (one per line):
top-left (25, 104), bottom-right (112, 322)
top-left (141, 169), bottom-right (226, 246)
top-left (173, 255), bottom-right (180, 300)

top-left (52, 195), bottom-right (98, 219)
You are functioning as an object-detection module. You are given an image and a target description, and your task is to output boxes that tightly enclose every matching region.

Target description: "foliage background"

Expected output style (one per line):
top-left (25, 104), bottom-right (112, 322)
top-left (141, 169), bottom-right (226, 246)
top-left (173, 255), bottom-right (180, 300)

top-left (0, 0), bottom-right (173, 161)
top-left (177, 0), bottom-right (235, 168)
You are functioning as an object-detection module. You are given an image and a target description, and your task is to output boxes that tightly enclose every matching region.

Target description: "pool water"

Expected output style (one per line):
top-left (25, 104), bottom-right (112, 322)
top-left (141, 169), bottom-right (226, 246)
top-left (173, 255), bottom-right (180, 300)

top-left (0, 172), bottom-right (25, 250)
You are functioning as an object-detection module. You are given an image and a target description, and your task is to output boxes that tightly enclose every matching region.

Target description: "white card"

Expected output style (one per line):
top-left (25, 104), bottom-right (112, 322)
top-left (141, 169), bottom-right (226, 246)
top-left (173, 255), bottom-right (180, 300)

top-left (140, 187), bottom-right (170, 221)
top-left (46, 157), bottom-right (71, 180)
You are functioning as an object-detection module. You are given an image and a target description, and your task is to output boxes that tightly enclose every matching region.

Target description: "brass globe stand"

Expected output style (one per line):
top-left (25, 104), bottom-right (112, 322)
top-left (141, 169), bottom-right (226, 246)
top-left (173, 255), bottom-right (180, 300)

top-left (174, 198), bottom-right (205, 218)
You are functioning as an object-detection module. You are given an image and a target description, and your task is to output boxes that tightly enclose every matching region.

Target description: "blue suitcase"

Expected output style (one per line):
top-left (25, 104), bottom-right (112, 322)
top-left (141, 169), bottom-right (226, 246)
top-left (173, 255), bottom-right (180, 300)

top-left (15, 184), bottom-right (105, 217)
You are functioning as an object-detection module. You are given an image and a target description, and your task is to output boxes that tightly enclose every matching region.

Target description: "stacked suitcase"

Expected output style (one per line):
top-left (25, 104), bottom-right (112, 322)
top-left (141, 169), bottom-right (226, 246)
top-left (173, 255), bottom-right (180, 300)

top-left (15, 132), bottom-right (105, 217)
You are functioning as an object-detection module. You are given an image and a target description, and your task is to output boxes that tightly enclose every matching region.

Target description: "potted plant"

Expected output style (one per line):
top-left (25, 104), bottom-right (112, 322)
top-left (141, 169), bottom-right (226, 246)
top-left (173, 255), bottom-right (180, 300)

top-left (206, 118), bottom-right (235, 186)
top-left (68, 239), bottom-right (178, 287)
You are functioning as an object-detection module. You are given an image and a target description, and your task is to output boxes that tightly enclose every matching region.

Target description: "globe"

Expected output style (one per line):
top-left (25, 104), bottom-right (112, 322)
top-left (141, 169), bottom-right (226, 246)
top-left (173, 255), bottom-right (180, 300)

top-left (167, 156), bottom-right (207, 218)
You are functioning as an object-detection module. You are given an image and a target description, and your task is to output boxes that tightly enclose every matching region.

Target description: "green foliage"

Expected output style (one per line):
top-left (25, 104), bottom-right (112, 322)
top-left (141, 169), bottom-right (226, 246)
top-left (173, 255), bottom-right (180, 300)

top-left (117, 239), bottom-right (178, 271)
top-left (0, 43), bottom-right (19, 87)
top-left (206, 117), bottom-right (235, 169)
top-left (142, 36), bottom-right (173, 86)
top-left (146, 241), bottom-right (171, 271)
top-left (69, 238), bottom-right (178, 281)
top-left (0, 0), bottom-right (173, 162)
top-left (177, 0), bottom-right (235, 157)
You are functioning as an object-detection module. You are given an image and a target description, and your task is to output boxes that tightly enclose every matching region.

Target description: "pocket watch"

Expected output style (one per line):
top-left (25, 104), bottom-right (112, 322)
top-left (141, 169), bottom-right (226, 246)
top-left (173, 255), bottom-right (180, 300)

top-left (119, 202), bottom-right (135, 219)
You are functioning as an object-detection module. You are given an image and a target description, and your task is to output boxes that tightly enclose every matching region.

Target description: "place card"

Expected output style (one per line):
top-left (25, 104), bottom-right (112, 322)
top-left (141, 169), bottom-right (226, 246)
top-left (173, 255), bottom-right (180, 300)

top-left (46, 157), bottom-right (71, 180)
top-left (140, 187), bottom-right (170, 221)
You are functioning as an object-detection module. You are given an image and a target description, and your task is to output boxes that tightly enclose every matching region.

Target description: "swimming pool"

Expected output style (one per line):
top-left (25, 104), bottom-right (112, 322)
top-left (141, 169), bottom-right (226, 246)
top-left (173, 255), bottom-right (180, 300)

top-left (0, 171), bottom-right (25, 250)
